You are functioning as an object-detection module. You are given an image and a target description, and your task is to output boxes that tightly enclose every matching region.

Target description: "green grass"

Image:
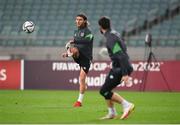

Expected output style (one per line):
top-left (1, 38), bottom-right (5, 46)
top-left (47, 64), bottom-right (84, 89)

top-left (0, 90), bottom-right (180, 124)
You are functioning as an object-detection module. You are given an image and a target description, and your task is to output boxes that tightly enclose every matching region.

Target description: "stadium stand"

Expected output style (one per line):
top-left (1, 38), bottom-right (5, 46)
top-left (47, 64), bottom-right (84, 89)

top-left (0, 0), bottom-right (180, 60)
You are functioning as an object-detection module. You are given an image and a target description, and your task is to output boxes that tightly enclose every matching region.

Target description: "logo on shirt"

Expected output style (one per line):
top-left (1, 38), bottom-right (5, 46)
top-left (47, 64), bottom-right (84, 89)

top-left (80, 32), bottom-right (84, 37)
top-left (109, 75), bottom-right (114, 79)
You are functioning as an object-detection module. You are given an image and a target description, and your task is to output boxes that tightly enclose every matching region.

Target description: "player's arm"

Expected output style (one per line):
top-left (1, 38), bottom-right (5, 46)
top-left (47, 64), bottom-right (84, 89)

top-left (112, 52), bottom-right (132, 85)
top-left (62, 52), bottom-right (68, 58)
top-left (61, 49), bottom-right (73, 58)
top-left (108, 36), bottom-right (132, 76)
top-left (121, 75), bottom-right (130, 84)
top-left (112, 53), bottom-right (131, 75)
top-left (61, 40), bottom-right (73, 58)
top-left (99, 47), bottom-right (108, 57)
top-left (62, 40), bottom-right (79, 58)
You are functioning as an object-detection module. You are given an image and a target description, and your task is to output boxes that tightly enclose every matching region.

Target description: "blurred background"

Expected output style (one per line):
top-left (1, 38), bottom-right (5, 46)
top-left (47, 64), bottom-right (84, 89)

top-left (0, 0), bottom-right (180, 61)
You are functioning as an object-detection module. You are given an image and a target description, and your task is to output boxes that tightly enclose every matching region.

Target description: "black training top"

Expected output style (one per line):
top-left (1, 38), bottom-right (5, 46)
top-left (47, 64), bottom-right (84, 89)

top-left (74, 27), bottom-right (93, 60)
top-left (104, 29), bottom-right (133, 76)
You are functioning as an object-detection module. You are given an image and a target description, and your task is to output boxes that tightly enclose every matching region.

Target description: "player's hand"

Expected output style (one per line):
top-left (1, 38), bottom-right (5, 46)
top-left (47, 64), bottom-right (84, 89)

top-left (65, 39), bottom-right (74, 50)
top-left (71, 47), bottom-right (79, 58)
top-left (62, 52), bottom-right (68, 58)
top-left (69, 39), bottom-right (74, 44)
top-left (121, 75), bottom-right (129, 84)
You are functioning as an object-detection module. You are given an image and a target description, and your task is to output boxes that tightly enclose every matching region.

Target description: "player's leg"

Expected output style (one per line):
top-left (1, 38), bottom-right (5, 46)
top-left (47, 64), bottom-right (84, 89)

top-left (100, 99), bottom-right (117, 120)
top-left (73, 58), bottom-right (90, 107)
top-left (73, 67), bottom-right (87, 107)
top-left (113, 69), bottom-right (135, 120)
top-left (111, 92), bottom-right (135, 119)
top-left (110, 73), bottom-right (135, 120)
top-left (99, 69), bottom-right (118, 119)
top-left (78, 67), bottom-right (87, 102)
top-left (79, 67), bottom-right (87, 94)
top-left (100, 92), bottom-right (135, 120)
top-left (100, 68), bottom-right (135, 119)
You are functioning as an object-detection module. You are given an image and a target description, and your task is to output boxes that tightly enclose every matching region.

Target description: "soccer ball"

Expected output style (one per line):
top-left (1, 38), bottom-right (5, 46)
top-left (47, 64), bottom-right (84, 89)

top-left (65, 40), bottom-right (79, 58)
top-left (22, 21), bottom-right (35, 33)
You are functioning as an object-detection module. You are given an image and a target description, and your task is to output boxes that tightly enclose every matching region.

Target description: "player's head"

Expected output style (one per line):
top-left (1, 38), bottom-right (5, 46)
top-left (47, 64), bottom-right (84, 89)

top-left (98, 16), bottom-right (111, 34)
top-left (76, 13), bottom-right (88, 28)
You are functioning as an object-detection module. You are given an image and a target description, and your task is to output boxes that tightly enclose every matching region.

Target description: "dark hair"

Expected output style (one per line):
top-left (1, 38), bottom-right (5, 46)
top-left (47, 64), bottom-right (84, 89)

top-left (98, 16), bottom-right (111, 29)
top-left (76, 13), bottom-right (88, 27)
top-left (76, 13), bottom-right (87, 20)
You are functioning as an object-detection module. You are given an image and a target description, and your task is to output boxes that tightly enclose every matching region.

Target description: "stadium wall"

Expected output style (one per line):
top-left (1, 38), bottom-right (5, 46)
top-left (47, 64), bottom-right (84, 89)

top-left (0, 47), bottom-right (180, 61)
top-left (0, 60), bottom-right (180, 91)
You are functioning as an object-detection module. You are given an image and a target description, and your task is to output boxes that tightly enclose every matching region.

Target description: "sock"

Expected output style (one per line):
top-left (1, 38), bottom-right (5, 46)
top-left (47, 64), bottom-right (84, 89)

top-left (108, 107), bottom-right (117, 115)
top-left (77, 93), bottom-right (84, 103)
top-left (122, 99), bottom-right (130, 109)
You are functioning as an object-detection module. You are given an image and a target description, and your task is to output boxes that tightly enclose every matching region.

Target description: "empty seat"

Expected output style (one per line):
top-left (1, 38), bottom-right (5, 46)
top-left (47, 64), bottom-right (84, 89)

top-left (0, 0), bottom-right (179, 47)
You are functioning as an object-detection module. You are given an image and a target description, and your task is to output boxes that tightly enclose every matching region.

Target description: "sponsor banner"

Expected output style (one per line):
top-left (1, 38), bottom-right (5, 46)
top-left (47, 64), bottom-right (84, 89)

top-left (0, 60), bottom-right (21, 89)
top-left (127, 61), bottom-right (180, 91)
top-left (24, 60), bottom-right (180, 91)
top-left (24, 61), bottom-right (79, 90)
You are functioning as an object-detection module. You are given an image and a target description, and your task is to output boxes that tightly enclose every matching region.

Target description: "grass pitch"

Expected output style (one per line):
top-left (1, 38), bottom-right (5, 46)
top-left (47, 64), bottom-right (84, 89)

top-left (0, 90), bottom-right (180, 124)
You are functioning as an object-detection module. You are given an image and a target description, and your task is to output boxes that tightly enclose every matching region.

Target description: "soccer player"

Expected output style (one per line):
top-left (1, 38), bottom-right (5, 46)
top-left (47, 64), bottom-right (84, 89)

top-left (98, 16), bottom-right (135, 120)
top-left (62, 13), bottom-right (93, 107)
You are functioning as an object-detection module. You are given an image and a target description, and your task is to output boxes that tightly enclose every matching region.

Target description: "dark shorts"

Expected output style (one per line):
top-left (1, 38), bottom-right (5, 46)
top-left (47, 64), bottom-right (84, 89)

top-left (101, 67), bottom-right (133, 92)
top-left (102, 68), bottom-right (123, 92)
top-left (73, 54), bottom-right (91, 74)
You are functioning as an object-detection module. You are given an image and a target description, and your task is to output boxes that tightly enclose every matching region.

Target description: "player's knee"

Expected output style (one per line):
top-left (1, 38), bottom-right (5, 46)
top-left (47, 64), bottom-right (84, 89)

top-left (99, 88), bottom-right (112, 99)
top-left (99, 88), bottom-right (104, 96)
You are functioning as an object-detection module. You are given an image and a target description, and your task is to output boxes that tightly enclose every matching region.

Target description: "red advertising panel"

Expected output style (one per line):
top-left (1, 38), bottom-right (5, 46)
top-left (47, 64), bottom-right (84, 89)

top-left (24, 60), bottom-right (180, 91)
top-left (0, 60), bottom-right (21, 89)
top-left (120, 61), bottom-right (180, 91)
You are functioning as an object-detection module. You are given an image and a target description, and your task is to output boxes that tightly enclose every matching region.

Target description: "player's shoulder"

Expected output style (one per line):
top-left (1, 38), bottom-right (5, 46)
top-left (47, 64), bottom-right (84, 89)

top-left (105, 30), bottom-right (118, 40)
top-left (74, 27), bottom-right (91, 34)
top-left (110, 30), bottom-right (120, 37)
top-left (74, 27), bottom-right (93, 39)
top-left (82, 27), bottom-right (93, 39)
top-left (84, 27), bottom-right (92, 34)
top-left (109, 30), bottom-right (123, 41)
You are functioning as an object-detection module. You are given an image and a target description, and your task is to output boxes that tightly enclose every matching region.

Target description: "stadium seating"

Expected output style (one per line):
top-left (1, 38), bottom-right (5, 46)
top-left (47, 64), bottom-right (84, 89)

top-left (136, 14), bottom-right (180, 47)
top-left (0, 0), bottom-right (179, 47)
